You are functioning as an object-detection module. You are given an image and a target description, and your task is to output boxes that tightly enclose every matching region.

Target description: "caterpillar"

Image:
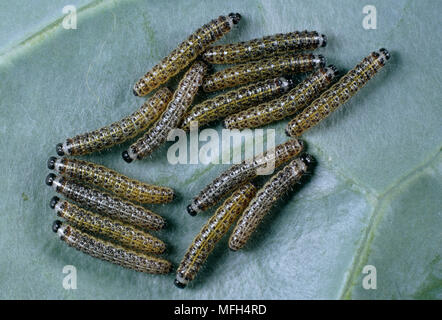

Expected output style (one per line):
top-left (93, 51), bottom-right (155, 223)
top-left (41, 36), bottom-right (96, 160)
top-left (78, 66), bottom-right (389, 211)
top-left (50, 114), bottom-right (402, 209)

top-left (45, 173), bottom-right (166, 230)
top-left (286, 48), bottom-right (390, 137)
top-left (52, 220), bottom-right (171, 274)
top-left (224, 66), bottom-right (338, 129)
top-left (202, 53), bottom-right (325, 92)
top-left (187, 138), bottom-right (304, 216)
top-left (56, 87), bottom-right (172, 156)
top-left (202, 31), bottom-right (327, 64)
top-left (124, 61), bottom-right (208, 162)
top-left (133, 13), bottom-right (241, 97)
top-left (48, 157), bottom-right (174, 204)
top-left (50, 196), bottom-right (166, 254)
top-left (180, 77), bottom-right (294, 130)
top-left (229, 154), bottom-right (314, 251)
top-left (175, 183), bottom-right (256, 288)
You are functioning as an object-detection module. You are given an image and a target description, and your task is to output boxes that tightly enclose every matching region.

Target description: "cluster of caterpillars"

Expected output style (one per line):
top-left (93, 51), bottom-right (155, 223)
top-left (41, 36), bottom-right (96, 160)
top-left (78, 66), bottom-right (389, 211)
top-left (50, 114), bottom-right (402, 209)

top-left (49, 13), bottom-right (390, 287)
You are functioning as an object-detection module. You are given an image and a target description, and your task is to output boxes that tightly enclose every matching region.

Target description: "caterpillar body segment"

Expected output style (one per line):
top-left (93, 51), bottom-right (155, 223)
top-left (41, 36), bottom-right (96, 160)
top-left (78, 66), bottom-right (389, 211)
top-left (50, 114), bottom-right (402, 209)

top-left (52, 221), bottom-right (171, 274)
top-left (48, 157), bottom-right (174, 204)
top-left (175, 183), bottom-right (256, 288)
top-left (124, 61), bottom-right (208, 162)
top-left (202, 31), bottom-right (326, 64)
top-left (286, 49), bottom-right (390, 137)
top-left (133, 13), bottom-right (241, 97)
top-left (50, 197), bottom-right (166, 254)
top-left (224, 66), bottom-right (338, 129)
top-left (181, 77), bottom-right (294, 130)
top-left (202, 54), bottom-right (325, 93)
top-left (229, 154), bottom-right (314, 251)
top-left (186, 139), bottom-right (304, 216)
top-left (56, 87), bottom-right (172, 156)
top-left (45, 173), bottom-right (166, 230)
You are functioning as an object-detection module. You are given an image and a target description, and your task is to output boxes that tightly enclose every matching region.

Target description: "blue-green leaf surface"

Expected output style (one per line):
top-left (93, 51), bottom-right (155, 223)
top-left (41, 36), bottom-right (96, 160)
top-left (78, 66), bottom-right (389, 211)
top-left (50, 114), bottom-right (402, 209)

top-left (0, 0), bottom-right (440, 299)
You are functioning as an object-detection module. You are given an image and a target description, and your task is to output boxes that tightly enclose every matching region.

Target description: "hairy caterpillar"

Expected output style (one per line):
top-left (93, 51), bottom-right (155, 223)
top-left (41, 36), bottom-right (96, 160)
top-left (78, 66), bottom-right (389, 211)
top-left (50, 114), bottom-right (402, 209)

top-left (52, 220), bottom-right (171, 274)
top-left (48, 157), bottom-right (174, 204)
top-left (133, 13), bottom-right (241, 97)
top-left (180, 77), bottom-right (293, 130)
top-left (224, 66), bottom-right (338, 129)
top-left (50, 197), bottom-right (166, 254)
top-left (202, 31), bottom-right (326, 64)
top-left (202, 53), bottom-right (325, 92)
top-left (286, 49), bottom-right (390, 137)
top-left (45, 173), bottom-right (166, 230)
top-left (229, 154), bottom-right (314, 251)
top-left (187, 138), bottom-right (304, 216)
top-left (56, 87), bottom-right (172, 156)
top-left (124, 61), bottom-right (208, 162)
top-left (175, 183), bottom-right (256, 288)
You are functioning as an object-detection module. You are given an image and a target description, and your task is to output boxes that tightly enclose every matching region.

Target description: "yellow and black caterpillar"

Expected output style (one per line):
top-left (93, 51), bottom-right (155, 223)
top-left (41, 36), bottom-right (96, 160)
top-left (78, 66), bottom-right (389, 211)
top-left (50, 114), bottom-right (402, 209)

top-left (202, 53), bottom-right (325, 92)
top-left (133, 13), bottom-right (241, 96)
top-left (202, 31), bottom-right (326, 64)
top-left (286, 49), bottom-right (390, 137)
top-left (187, 139), bottom-right (304, 215)
top-left (48, 157), bottom-right (174, 204)
top-left (45, 173), bottom-right (166, 230)
top-left (124, 61), bottom-right (208, 162)
top-left (224, 66), bottom-right (337, 129)
top-left (50, 197), bottom-right (166, 254)
top-left (180, 77), bottom-right (293, 130)
top-left (52, 221), bottom-right (171, 274)
top-left (56, 87), bottom-right (172, 156)
top-left (175, 183), bottom-right (256, 288)
top-left (229, 154), bottom-right (314, 251)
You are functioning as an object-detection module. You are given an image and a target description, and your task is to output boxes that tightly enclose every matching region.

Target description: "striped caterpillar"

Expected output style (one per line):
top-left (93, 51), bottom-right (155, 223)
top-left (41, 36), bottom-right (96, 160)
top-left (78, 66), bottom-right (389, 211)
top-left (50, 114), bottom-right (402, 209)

top-left (45, 173), bottom-right (166, 230)
top-left (56, 87), bottom-right (172, 156)
top-left (180, 77), bottom-right (294, 130)
top-left (202, 31), bottom-right (327, 64)
top-left (202, 53), bottom-right (325, 92)
top-left (124, 61), bottom-right (208, 162)
top-left (50, 197), bottom-right (166, 254)
top-left (286, 48), bottom-right (390, 137)
top-left (52, 220), bottom-right (171, 274)
top-left (133, 13), bottom-right (241, 97)
top-left (229, 154), bottom-right (314, 251)
top-left (48, 157), bottom-right (174, 204)
top-left (224, 66), bottom-right (338, 129)
top-left (187, 138), bottom-right (304, 216)
top-left (175, 183), bottom-right (256, 288)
